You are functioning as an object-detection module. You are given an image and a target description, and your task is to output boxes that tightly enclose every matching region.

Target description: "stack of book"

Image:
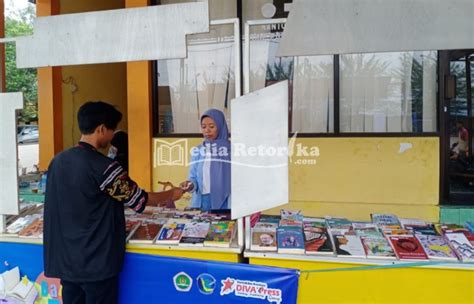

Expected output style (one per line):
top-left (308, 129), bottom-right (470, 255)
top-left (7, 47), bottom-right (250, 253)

top-left (249, 209), bottom-right (474, 263)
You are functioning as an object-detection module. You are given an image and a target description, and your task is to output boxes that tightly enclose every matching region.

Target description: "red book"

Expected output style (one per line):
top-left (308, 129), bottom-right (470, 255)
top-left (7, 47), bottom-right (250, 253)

top-left (387, 235), bottom-right (428, 260)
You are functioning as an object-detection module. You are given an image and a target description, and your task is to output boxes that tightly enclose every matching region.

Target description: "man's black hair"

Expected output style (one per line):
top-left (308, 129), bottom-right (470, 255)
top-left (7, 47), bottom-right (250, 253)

top-left (77, 101), bottom-right (122, 135)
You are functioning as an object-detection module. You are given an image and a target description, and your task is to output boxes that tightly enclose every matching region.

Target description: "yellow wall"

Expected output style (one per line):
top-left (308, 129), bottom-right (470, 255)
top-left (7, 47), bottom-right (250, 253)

top-left (153, 137), bottom-right (440, 221)
top-left (250, 257), bottom-right (474, 304)
top-left (59, 0), bottom-right (127, 150)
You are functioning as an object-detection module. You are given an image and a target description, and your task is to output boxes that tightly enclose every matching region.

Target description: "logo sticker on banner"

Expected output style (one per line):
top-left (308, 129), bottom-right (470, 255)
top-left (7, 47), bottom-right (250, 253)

top-left (197, 273), bottom-right (216, 295)
top-left (173, 272), bottom-right (193, 292)
top-left (220, 277), bottom-right (283, 304)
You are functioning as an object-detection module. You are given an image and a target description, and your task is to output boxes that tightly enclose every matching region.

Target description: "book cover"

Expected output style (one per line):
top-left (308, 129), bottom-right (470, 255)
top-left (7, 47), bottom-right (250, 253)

top-left (399, 218), bottom-right (427, 228)
top-left (466, 221), bottom-right (474, 233)
top-left (155, 222), bottom-right (186, 244)
top-left (435, 224), bottom-right (469, 235)
top-left (332, 234), bottom-right (366, 258)
top-left (361, 237), bottom-right (396, 259)
top-left (325, 217), bottom-right (352, 230)
top-left (406, 224), bottom-right (438, 236)
top-left (277, 226), bottom-right (305, 254)
top-left (387, 235), bottom-right (428, 260)
top-left (279, 219), bottom-right (303, 227)
top-left (303, 217), bottom-right (327, 229)
top-left (445, 233), bottom-right (474, 262)
top-left (251, 223), bottom-right (277, 251)
top-left (258, 215), bottom-right (281, 224)
top-left (352, 222), bottom-right (382, 238)
top-left (18, 219), bottom-right (43, 239)
top-left (382, 228), bottom-right (412, 236)
top-left (304, 226), bottom-right (334, 255)
top-left (6, 215), bottom-right (41, 234)
top-left (129, 223), bottom-right (162, 244)
top-left (371, 214), bottom-right (401, 229)
top-left (179, 222), bottom-right (211, 246)
top-left (416, 235), bottom-right (458, 261)
top-left (280, 209), bottom-right (303, 222)
top-left (204, 221), bottom-right (236, 248)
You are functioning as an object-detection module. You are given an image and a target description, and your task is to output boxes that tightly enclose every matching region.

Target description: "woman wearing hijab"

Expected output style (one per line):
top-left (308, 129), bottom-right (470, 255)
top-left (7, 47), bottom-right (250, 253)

top-left (180, 109), bottom-right (231, 211)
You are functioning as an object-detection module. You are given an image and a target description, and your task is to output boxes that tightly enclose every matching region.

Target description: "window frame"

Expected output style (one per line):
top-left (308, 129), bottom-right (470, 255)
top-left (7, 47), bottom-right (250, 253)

top-left (152, 0), bottom-right (440, 138)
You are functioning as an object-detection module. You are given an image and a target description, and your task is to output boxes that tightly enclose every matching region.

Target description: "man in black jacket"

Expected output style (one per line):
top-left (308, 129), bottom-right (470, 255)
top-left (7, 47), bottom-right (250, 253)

top-left (44, 101), bottom-right (162, 304)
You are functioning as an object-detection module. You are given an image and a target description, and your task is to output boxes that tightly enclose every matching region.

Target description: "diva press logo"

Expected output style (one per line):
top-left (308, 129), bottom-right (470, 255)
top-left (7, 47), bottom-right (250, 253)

top-left (173, 272), bottom-right (192, 292)
top-left (220, 277), bottom-right (282, 304)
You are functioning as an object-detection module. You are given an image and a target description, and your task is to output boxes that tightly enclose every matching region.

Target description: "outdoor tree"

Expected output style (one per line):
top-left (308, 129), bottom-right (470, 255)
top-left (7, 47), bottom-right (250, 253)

top-left (5, 5), bottom-right (37, 123)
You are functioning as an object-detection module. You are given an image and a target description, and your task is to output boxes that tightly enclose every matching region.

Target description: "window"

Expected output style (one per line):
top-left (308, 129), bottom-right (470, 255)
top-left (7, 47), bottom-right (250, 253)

top-left (153, 1), bottom-right (438, 136)
top-left (246, 20), bottom-right (334, 133)
top-left (340, 51), bottom-right (437, 133)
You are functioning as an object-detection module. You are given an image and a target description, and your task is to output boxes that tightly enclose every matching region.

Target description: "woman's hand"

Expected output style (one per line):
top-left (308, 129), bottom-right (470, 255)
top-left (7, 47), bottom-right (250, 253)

top-left (179, 180), bottom-right (194, 192)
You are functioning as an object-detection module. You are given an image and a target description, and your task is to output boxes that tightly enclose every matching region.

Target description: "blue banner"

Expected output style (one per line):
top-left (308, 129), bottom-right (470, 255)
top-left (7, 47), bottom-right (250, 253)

top-left (120, 252), bottom-right (298, 304)
top-left (0, 243), bottom-right (299, 304)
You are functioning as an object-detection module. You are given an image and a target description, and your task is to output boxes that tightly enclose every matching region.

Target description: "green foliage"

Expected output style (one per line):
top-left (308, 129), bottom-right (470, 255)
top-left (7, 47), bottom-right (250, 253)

top-left (5, 6), bottom-right (37, 123)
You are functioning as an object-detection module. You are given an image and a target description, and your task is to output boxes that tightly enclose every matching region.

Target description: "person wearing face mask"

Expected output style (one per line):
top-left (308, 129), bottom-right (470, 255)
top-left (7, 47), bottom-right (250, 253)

top-left (108, 130), bottom-right (129, 172)
top-left (44, 101), bottom-right (168, 304)
top-left (179, 109), bottom-right (231, 212)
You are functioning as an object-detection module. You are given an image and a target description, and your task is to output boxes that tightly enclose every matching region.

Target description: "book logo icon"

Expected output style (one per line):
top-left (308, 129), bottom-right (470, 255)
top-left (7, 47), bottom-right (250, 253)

top-left (154, 139), bottom-right (188, 167)
top-left (173, 272), bottom-right (193, 292)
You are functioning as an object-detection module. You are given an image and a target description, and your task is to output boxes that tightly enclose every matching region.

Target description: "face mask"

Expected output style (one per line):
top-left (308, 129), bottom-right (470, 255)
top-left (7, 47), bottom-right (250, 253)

top-left (108, 145), bottom-right (118, 159)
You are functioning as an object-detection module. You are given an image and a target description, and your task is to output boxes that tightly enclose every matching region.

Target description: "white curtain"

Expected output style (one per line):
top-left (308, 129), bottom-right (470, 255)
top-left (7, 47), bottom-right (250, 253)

top-left (159, 26), bottom-right (235, 133)
top-left (292, 56), bottom-right (334, 133)
top-left (340, 52), bottom-right (436, 133)
top-left (422, 51), bottom-right (437, 132)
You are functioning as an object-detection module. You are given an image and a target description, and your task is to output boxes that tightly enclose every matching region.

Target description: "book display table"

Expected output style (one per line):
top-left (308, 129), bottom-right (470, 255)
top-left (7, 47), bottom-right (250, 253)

top-left (246, 251), bottom-right (474, 304)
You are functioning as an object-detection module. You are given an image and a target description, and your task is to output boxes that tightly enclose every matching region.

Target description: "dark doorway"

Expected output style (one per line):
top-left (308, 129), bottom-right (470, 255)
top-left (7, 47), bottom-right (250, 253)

top-left (441, 50), bottom-right (474, 205)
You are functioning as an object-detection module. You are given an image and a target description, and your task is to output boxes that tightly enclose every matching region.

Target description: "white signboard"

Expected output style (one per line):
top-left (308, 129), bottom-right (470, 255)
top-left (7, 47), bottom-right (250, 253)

top-left (277, 0), bottom-right (474, 57)
top-left (16, 1), bottom-right (209, 68)
top-left (0, 93), bottom-right (23, 215)
top-left (231, 81), bottom-right (289, 219)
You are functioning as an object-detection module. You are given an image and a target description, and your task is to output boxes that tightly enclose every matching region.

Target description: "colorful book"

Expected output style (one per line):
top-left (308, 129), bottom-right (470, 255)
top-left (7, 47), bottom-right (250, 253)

top-left (18, 219), bottom-right (43, 239)
top-left (179, 221), bottom-right (211, 246)
top-left (128, 222), bottom-right (163, 244)
top-left (125, 219), bottom-right (140, 242)
top-left (279, 219), bottom-right (303, 227)
top-left (371, 214), bottom-right (401, 230)
top-left (399, 218), bottom-right (427, 228)
top-left (444, 233), bottom-right (474, 262)
top-left (405, 224), bottom-right (438, 236)
top-left (325, 217), bottom-right (352, 230)
top-left (251, 222), bottom-right (278, 251)
top-left (204, 221), bottom-right (236, 248)
top-left (332, 234), bottom-right (366, 258)
top-left (465, 221), bottom-right (474, 233)
top-left (303, 226), bottom-right (334, 255)
top-left (361, 237), bottom-right (396, 259)
top-left (277, 226), bottom-right (305, 254)
top-left (6, 214), bottom-right (41, 235)
top-left (258, 215), bottom-right (281, 224)
top-left (387, 235), bottom-right (428, 260)
top-left (435, 224), bottom-right (469, 235)
top-left (352, 222), bottom-right (382, 238)
top-left (416, 235), bottom-right (458, 261)
top-left (280, 209), bottom-right (303, 222)
top-left (155, 221), bottom-right (186, 245)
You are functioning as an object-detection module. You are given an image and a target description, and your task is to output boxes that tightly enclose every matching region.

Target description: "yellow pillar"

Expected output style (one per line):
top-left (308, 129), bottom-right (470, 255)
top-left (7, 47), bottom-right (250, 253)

top-left (37, 0), bottom-right (62, 170)
top-left (125, 0), bottom-right (152, 191)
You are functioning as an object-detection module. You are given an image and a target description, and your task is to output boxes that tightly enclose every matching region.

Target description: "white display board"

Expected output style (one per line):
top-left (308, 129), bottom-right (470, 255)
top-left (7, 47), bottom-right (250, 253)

top-left (277, 0), bottom-right (474, 57)
top-left (15, 1), bottom-right (209, 68)
top-left (0, 93), bottom-right (23, 215)
top-left (231, 81), bottom-right (289, 219)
